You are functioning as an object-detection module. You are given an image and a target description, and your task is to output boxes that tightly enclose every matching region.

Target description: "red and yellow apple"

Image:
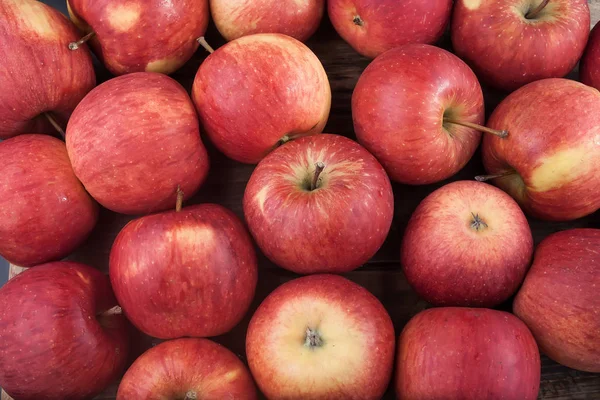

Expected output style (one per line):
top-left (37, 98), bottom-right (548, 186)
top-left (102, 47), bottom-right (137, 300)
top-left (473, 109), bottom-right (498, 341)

top-left (580, 21), bottom-right (600, 90)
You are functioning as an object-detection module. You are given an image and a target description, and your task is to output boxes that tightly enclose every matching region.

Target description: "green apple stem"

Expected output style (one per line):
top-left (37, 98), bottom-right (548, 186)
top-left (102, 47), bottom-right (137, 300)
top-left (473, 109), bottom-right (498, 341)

top-left (353, 15), bottom-right (364, 26)
top-left (304, 327), bottom-right (323, 348)
top-left (98, 306), bottom-right (122, 317)
top-left (470, 213), bottom-right (488, 232)
top-left (197, 37), bottom-right (215, 54)
top-left (311, 162), bottom-right (325, 191)
top-left (526, 0), bottom-right (550, 19)
top-left (444, 118), bottom-right (508, 139)
top-left (68, 31), bottom-right (95, 51)
top-left (44, 112), bottom-right (65, 138)
top-left (184, 391), bottom-right (197, 400)
top-left (176, 185), bottom-right (184, 212)
top-left (475, 170), bottom-right (515, 182)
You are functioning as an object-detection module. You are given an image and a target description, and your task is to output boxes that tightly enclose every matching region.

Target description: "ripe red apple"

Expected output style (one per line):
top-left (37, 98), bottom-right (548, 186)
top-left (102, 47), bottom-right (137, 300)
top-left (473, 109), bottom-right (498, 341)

top-left (110, 201), bottom-right (257, 339)
top-left (480, 78), bottom-right (600, 221)
top-left (66, 0), bottom-right (209, 75)
top-left (396, 307), bottom-right (540, 400)
top-left (401, 180), bottom-right (533, 307)
top-left (353, 44), bottom-right (488, 185)
top-left (452, 0), bottom-right (590, 91)
top-left (192, 33), bottom-right (331, 164)
top-left (243, 134), bottom-right (393, 274)
top-left (580, 21), bottom-right (600, 90)
top-left (117, 338), bottom-right (257, 399)
top-left (328, 0), bottom-right (453, 58)
top-left (66, 72), bottom-right (209, 215)
top-left (0, 135), bottom-right (98, 267)
top-left (210, 0), bottom-right (324, 42)
top-left (514, 229), bottom-right (600, 372)
top-left (247, 274), bottom-right (395, 399)
top-left (0, 261), bottom-right (129, 400)
top-left (0, 0), bottom-right (95, 139)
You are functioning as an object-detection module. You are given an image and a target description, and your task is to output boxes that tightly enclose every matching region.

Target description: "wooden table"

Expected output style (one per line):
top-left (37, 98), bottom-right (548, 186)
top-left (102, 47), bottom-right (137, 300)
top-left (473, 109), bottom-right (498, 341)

top-left (2, 1), bottom-right (600, 399)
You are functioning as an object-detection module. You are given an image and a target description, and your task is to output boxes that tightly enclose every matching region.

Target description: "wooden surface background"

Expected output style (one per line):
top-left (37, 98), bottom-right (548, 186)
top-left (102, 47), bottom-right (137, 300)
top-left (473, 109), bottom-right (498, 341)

top-left (2, 1), bottom-right (600, 399)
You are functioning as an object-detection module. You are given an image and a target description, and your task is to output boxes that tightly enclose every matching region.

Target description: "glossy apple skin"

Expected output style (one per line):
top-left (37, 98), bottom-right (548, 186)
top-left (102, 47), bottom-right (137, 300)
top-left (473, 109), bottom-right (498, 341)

top-left (67, 72), bottom-right (209, 215)
top-left (0, 262), bottom-right (129, 400)
top-left (117, 338), bottom-right (257, 399)
top-left (110, 204), bottom-right (257, 339)
top-left (482, 78), bottom-right (600, 221)
top-left (192, 33), bottom-right (331, 164)
top-left (452, 0), bottom-right (590, 91)
top-left (328, 0), bottom-right (452, 58)
top-left (0, 0), bottom-right (95, 139)
top-left (211, 0), bottom-right (324, 42)
top-left (353, 44), bottom-right (484, 185)
top-left (67, 0), bottom-right (209, 75)
top-left (396, 307), bottom-right (540, 400)
top-left (401, 181), bottom-right (533, 307)
top-left (514, 229), bottom-right (600, 372)
top-left (580, 21), bottom-right (600, 90)
top-left (247, 274), bottom-right (395, 400)
top-left (243, 134), bottom-right (393, 274)
top-left (0, 135), bottom-right (98, 267)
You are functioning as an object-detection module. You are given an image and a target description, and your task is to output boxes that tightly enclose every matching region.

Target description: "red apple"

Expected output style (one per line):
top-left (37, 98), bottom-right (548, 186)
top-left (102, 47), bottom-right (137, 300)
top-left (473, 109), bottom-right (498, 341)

top-left (243, 134), bottom-right (393, 274)
top-left (0, 0), bottom-right (95, 139)
top-left (452, 0), bottom-right (590, 91)
top-left (353, 44), bottom-right (487, 185)
top-left (481, 78), bottom-right (600, 221)
top-left (66, 72), bottom-right (209, 215)
top-left (514, 229), bottom-right (600, 372)
top-left (0, 135), bottom-right (98, 267)
top-left (192, 33), bottom-right (331, 164)
top-left (66, 0), bottom-right (209, 75)
top-left (210, 0), bottom-right (324, 42)
top-left (580, 21), bottom-right (600, 90)
top-left (247, 274), bottom-right (395, 399)
top-left (328, 0), bottom-right (453, 58)
top-left (110, 202), bottom-right (257, 339)
top-left (0, 261), bottom-right (129, 400)
top-left (401, 180), bottom-right (533, 307)
top-left (117, 338), bottom-right (257, 399)
top-left (396, 307), bottom-right (540, 400)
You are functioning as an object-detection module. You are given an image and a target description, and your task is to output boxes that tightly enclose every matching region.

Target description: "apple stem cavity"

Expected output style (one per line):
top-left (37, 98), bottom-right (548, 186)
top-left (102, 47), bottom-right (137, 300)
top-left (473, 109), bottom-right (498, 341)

top-left (304, 327), bottom-right (323, 348)
top-left (98, 305), bottom-right (122, 318)
top-left (176, 185), bottom-right (184, 212)
top-left (444, 118), bottom-right (508, 139)
top-left (184, 391), bottom-right (198, 400)
top-left (353, 15), bottom-right (364, 26)
top-left (311, 162), bottom-right (326, 191)
top-left (470, 213), bottom-right (488, 232)
top-left (44, 112), bottom-right (65, 138)
top-left (526, 0), bottom-right (550, 19)
top-left (68, 31), bottom-right (96, 51)
top-left (197, 37), bottom-right (215, 54)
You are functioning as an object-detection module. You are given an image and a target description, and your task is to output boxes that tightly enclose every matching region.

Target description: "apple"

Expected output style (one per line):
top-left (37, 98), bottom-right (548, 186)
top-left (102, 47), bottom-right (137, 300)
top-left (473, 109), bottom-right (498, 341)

top-left (66, 72), bottom-right (209, 215)
top-left (117, 338), bottom-right (257, 399)
top-left (0, 135), bottom-right (98, 267)
top-left (246, 274), bottom-right (395, 399)
top-left (192, 33), bottom-right (331, 164)
top-left (243, 134), bottom-right (393, 274)
top-left (452, 0), bottom-right (590, 91)
top-left (66, 0), bottom-right (209, 75)
top-left (328, 0), bottom-right (453, 58)
top-left (401, 180), bottom-right (533, 307)
top-left (514, 229), bottom-right (600, 372)
top-left (0, 261), bottom-right (129, 400)
top-left (396, 307), bottom-right (540, 400)
top-left (480, 78), bottom-right (600, 221)
top-left (110, 200), bottom-right (257, 339)
top-left (580, 21), bottom-right (600, 90)
top-left (0, 0), bottom-right (95, 139)
top-left (353, 44), bottom-right (491, 185)
top-left (210, 0), bottom-right (324, 42)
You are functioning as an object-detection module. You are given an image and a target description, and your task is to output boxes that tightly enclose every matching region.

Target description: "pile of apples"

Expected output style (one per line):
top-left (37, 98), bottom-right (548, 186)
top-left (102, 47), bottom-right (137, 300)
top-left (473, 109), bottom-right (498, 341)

top-left (0, 0), bottom-right (599, 399)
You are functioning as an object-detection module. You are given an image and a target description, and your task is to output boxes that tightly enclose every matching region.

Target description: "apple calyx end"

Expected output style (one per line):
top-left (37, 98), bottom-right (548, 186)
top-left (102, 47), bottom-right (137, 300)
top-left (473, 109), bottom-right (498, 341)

top-left (353, 15), bottom-right (364, 27)
top-left (470, 213), bottom-right (488, 232)
top-left (184, 390), bottom-right (198, 400)
top-left (310, 162), bottom-right (326, 191)
top-left (197, 37), bottom-right (215, 54)
top-left (176, 185), bottom-right (184, 212)
top-left (68, 31), bottom-right (95, 51)
top-left (304, 327), bottom-right (323, 348)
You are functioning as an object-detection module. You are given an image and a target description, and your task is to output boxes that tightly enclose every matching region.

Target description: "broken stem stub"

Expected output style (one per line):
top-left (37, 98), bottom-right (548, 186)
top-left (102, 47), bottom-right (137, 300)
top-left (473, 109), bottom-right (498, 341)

top-left (197, 37), bottom-right (215, 54)
top-left (98, 306), bottom-right (122, 318)
top-left (176, 185), bottom-right (184, 212)
top-left (475, 170), bottom-right (516, 182)
top-left (69, 31), bottom-right (95, 51)
top-left (44, 112), bottom-right (65, 138)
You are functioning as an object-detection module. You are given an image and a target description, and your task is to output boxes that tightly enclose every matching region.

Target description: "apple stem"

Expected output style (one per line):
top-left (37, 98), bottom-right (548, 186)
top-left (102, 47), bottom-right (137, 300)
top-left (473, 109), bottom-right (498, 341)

top-left (184, 391), bottom-right (197, 400)
top-left (176, 185), bottom-right (184, 212)
top-left (353, 15), bottom-right (364, 26)
top-left (98, 306), bottom-right (122, 317)
top-left (68, 31), bottom-right (95, 51)
top-left (526, 0), bottom-right (550, 19)
top-left (197, 37), bottom-right (215, 54)
top-left (470, 213), bottom-right (488, 231)
top-left (311, 162), bottom-right (325, 191)
top-left (475, 170), bottom-right (515, 182)
top-left (444, 118), bottom-right (508, 139)
top-left (44, 112), bottom-right (65, 138)
top-left (304, 327), bottom-right (323, 348)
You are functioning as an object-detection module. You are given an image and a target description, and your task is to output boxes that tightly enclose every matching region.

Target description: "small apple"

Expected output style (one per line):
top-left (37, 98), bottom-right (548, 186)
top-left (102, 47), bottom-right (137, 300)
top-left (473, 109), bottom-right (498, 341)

top-left (328, 0), bottom-right (453, 58)
top-left (452, 0), bottom-right (590, 91)
top-left (0, 261), bottom-right (129, 400)
top-left (247, 274), bottom-right (395, 399)
top-left (0, 134), bottom-right (98, 267)
top-left (514, 228), bottom-right (600, 372)
top-left (117, 338), bottom-right (257, 399)
top-left (66, 0), bottom-right (209, 75)
top-left (0, 0), bottom-right (95, 139)
top-left (66, 72), bottom-right (209, 215)
top-left (192, 33), bottom-right (331, 164)
top-left (243, 134), bottom-right (393, 274)
top-left (396, 307), bottom-right (540, 400)
top-left (580, 21), bottom-right (600, 90)
top-left (110, 199), bottom-right (257, 339)
top-left (353, 44), bottom-right (490, 185)
top-left (401, 180), bottom-right (533, 307)
top-left (210, 0), bottom-right (324, 42)
top-left (480, 78), bottom-right (600, 221)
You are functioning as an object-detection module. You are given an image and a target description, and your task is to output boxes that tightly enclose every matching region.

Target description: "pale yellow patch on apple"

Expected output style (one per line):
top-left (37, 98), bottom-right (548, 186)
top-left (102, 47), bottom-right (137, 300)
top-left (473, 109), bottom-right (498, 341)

top-left (66, 0), bottom-right (88, 32)
top-left (106, 3), bottom-right (142, 32)
top-left (165, 225), bottom-right (215, 246)
top-left (145, 57), bottom-right (181, 74)
top-left (222, 368), bottom-right (240, 382)
top-left (76, 271), bottom-right (90, 284)
top-left (10, 0), bottom-right (61, 39)
top-left (254, 185), bottom-right (271, 214)
top-left (462, 0), bottom-right (483, 10)
top-left (529, 145), bottom-right (595, 192)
